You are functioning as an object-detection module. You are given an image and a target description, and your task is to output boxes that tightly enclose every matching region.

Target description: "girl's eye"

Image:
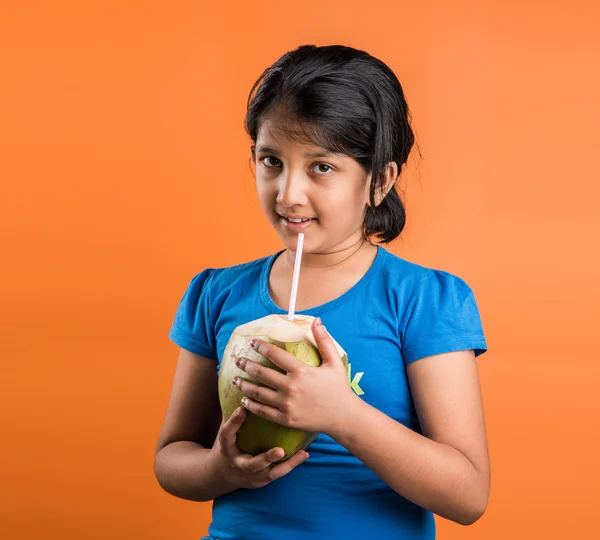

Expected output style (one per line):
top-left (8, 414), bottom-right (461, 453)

top-left (312, 163), bottom-right (333, 175)
top-left (260, 157), bottom-right (333, 175)
top-left (262, 156), bottom-right (282, 168)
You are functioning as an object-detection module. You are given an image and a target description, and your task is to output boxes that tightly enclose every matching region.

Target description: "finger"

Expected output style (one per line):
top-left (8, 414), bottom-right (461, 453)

top-left (240, 395), bottom-right (286, 426)
top-left (311, 319), bottom-right (344, 366)
top-left (235, 356), bottom-right (287, 390)
top-left (250, 338), bottom-right (302, 373)
top-left (219, 407), bottom-right (247, 454)
top-left (266, 450), bottom-right (310, 481)
top-left (242, 446), bottom-right (287, 473)
top-left (233, 376), bottom-right (281, 408)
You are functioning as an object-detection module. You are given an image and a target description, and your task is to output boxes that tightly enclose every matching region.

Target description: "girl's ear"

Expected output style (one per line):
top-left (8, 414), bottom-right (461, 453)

top-left (372, 162), bottom-right (399, 207)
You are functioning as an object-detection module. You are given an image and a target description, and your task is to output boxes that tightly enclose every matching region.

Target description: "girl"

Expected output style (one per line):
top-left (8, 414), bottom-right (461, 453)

top-left (154, 44), bottom-right (489, 540)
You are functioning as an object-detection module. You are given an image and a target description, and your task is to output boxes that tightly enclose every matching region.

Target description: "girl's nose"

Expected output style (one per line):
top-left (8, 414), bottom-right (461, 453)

top-left (276, 171), bottom-right (308, 208)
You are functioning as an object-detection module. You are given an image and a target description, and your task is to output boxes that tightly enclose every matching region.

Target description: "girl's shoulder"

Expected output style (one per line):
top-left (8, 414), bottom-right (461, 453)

top-left (186, 250), bottom-right (278, 294)
top-left (379, 247), bottom-right (475, 294)
top-left (379, 248), bottom-right (487, 362)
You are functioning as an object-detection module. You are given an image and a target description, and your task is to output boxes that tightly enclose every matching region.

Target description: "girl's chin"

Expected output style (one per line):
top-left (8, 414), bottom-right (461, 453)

top-left (281, 235), bottom-right (312, 251)
top-left (277, 231), bottom-right (318, 253)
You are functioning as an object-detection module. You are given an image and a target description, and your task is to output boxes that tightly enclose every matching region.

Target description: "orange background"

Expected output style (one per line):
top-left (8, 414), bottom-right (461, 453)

top-left (1, 1), bottom-right (599, 538)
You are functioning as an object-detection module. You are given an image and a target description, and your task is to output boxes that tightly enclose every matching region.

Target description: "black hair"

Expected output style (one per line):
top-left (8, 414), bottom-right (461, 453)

top-left (245, 44), bottom-right (416, 244)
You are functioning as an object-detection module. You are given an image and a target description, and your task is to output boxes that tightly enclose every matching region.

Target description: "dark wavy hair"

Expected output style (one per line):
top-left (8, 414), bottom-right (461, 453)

top-left (245, 44), bottom-right (416, 244)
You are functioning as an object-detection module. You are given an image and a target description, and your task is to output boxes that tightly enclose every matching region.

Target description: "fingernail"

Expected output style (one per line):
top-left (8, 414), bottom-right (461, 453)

top-left (250, 339), bottom-right (258, 349)
top-left (315, 318), bottom-right (322, 328)
top-left (232, 377), bottom-right (239, 386)
top-left (241, 397), bottom-right (249, 407)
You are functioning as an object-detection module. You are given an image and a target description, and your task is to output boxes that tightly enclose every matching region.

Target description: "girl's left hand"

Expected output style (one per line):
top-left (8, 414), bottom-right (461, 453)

top-left (232, 318), bottom-right (357, 436)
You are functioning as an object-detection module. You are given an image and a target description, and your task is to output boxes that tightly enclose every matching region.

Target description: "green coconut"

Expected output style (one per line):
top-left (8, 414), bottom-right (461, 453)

top-left (218, 314), bottom-right (348, 462)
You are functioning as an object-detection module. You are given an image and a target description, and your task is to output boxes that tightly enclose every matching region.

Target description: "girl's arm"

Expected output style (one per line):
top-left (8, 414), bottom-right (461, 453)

top-left (154, 348), bottom-right (309, 502)
top-left (154, 348), bottom-right (234, 502)
top-left (329, 349), bottom-right (490, 526)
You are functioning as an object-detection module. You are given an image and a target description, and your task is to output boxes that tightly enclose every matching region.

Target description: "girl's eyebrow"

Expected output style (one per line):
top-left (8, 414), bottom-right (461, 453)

top-left (255, 144), bottom-right (336, 159)
top-left (254, 144), bottom-right (280, 155)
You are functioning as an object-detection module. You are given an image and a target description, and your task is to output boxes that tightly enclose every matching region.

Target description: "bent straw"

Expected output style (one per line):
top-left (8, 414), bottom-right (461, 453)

top-left (287, 233), bottom-right (304, 321)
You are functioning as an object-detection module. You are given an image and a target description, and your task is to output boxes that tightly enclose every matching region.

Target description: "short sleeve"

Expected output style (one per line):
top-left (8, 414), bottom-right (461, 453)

top-left (400, 270), bottom-right (487, 364)
top-left (168, 269), bottom-right (219, 360)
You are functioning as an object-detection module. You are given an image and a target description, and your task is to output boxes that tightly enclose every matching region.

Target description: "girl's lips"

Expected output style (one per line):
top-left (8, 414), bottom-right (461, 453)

top-left (280, 216), bottom-right (316, 232)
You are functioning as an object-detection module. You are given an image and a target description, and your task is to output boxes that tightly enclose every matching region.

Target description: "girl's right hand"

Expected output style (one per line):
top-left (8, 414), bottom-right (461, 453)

top-left (210, 406), bottom-right (309, 490)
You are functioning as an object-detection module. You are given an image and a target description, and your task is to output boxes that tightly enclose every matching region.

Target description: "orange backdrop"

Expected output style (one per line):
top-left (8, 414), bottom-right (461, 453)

top-left (1, 1), bottom-right (599, 538)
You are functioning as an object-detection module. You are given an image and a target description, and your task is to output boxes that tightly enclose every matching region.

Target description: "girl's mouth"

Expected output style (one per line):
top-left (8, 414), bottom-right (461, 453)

top-left (279, 216), bottom-right (316, 231)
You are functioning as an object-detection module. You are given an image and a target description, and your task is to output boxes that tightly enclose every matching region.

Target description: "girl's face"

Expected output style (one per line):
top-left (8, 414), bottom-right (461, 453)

top-left (254, 113), bottom-right (372, 255)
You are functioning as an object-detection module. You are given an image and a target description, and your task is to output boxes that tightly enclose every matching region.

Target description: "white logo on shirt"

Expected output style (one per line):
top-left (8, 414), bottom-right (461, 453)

top-left (347, 363), bottom-right (365, 395)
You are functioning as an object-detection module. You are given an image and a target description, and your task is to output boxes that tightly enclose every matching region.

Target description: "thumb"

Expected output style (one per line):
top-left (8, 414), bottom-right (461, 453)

top-left (312, 319), bottom-right (344, 367)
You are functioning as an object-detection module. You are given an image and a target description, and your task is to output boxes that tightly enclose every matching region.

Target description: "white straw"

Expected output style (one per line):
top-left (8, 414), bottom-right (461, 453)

top-left (287, 233), bottom-right (304, 320)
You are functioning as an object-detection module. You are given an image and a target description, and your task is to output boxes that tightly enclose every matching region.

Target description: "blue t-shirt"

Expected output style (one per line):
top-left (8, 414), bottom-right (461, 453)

top-left (168, 245), bottom-right (487, 540)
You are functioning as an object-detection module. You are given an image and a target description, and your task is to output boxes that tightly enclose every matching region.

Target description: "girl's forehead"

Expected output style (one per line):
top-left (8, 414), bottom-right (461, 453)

top-left (256, 116), bottom-right (328, 153)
